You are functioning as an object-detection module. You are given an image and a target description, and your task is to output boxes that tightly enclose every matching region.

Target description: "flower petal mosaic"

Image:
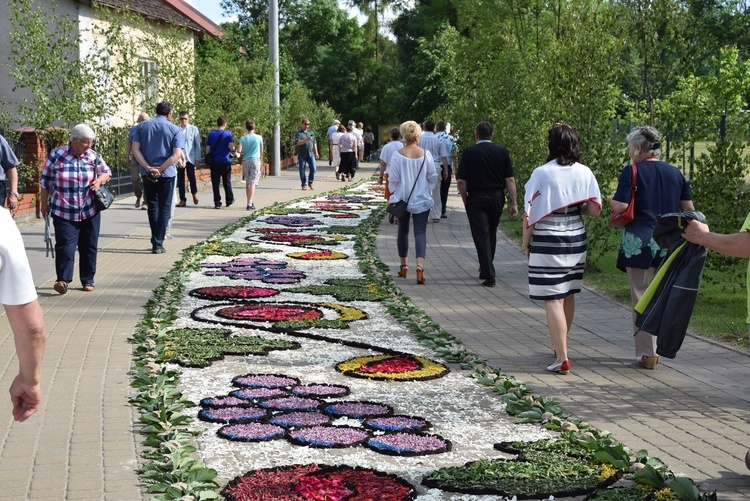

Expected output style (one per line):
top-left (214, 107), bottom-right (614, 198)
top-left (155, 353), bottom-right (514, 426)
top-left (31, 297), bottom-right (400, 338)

top-left (136, 183), bottom-right (646, 499)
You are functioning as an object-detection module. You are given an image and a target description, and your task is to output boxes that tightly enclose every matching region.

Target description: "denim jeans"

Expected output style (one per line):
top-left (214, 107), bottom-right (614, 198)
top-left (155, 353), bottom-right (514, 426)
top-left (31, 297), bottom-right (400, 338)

top-left (177, 161), bottom-right (198, 201)
top-left (298, 155), bottom-right (316, 186)
top-left (210, 163), bottom-right (234, 206)
top-left (397, 210), bottom-right (430, 259)
top-left (143, 175), bottom-right (175, 249)
top-left (52, 212), bottom-right (101, 285)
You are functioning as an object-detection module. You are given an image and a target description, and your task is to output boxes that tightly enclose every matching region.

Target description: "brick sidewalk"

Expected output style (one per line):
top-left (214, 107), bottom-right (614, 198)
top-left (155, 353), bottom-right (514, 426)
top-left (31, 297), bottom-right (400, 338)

top-left (0, 168), bottom-right (345, 500)
top-left (0, 163), bottom-right (748, 499)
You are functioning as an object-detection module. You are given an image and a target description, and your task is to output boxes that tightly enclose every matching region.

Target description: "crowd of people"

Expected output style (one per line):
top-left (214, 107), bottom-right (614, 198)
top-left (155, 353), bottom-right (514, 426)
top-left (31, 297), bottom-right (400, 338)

top-left (0, 110), bottom-right (748, 479)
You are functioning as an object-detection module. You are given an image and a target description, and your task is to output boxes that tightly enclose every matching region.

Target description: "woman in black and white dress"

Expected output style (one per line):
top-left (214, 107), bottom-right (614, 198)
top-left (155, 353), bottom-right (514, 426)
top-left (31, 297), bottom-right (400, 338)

top-left (523, 123), bottom-right (602, 375)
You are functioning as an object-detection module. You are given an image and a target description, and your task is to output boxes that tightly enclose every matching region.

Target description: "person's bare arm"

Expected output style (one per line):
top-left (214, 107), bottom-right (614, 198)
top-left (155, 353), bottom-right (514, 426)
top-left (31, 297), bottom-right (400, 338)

top-left (7, 300), bottom-right (46, 422)
top-left (522, 214), bottom-right (534, 260)
top-left (6, 167), bottom-right (18, 212)
top-left (680, 199), bottom-right (695, 211)
top-left (156, 147), bottom-right (183, 174)
top-left (505, 177), bottom-right (518, 219)
top-left (610, 198), bottom-right (628, 214)
top-left (132, 142), bottom-right (148, 170)
top-left (682, 219), bottom-right (750, 258)
top-left (582, 200), bottom-right (602, 217)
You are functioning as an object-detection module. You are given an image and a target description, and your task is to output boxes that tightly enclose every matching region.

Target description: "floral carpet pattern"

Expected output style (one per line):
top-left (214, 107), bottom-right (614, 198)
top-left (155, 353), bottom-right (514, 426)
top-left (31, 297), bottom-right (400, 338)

top-left (135, 183), bottom-right (704, 500)
top-left (165, 184), bottom-right (555, 499)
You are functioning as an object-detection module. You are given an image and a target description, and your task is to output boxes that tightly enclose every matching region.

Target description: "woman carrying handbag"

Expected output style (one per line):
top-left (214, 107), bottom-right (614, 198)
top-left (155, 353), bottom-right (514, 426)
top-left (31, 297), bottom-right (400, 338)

top-left (610, 126), bottom-right (694, 370)
top-left (386, 121), bottom-right (438, 284)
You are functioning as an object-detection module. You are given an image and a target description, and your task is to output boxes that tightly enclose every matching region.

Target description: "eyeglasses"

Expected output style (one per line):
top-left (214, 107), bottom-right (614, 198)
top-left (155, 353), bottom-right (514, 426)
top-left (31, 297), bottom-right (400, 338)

top-left (303, 122), bottom-right (310, 125)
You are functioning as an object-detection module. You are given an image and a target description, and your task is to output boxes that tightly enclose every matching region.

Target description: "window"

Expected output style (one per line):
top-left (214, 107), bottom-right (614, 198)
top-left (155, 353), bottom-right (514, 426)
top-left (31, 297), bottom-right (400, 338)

top-left (140, 59), bottom-right (158, 109)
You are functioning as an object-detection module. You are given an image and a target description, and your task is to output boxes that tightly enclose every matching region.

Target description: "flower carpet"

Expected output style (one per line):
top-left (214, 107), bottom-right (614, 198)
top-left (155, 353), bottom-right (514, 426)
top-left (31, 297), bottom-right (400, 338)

top-left (131, 183), bottom-right (713, 500)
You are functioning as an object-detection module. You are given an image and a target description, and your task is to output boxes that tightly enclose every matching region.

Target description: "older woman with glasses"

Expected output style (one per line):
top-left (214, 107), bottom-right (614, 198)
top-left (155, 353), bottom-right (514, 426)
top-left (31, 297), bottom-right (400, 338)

top-left (40, 124), bottom-right (111, 294)
top-left (610, 126), bottom-right (694, 370)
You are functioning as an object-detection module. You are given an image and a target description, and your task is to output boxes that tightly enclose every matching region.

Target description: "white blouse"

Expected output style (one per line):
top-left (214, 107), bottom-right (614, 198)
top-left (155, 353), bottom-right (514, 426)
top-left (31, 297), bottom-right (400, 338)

top-left (387, 150), bottom-right (437, 215)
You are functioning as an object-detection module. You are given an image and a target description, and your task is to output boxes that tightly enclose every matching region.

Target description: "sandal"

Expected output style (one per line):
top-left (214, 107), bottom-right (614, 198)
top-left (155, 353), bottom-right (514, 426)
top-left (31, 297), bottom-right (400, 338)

top-left (82, 284), bottom-right (95, 292)
top-left (416, 266), bottom-right (425, 285)
top-left (397, 264), bottom-right (408, 279)
top-left (54, 281), bottom-right (68, 295)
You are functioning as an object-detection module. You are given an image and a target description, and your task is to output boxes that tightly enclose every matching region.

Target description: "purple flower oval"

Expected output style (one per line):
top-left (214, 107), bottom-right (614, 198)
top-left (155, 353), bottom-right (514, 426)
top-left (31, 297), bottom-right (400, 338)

top-left (198, 407), bottom-right (268, 424)
top-left (366, 432), bottom-right (452, 456)
top-left (291, 384), bottom-right (350, 398)
top-left (269, 411), bottom-right (331, 428)
top-left (218, 423), bottom-right (285, 442)
top-left (200, 395), bottom-right (254, 408)
top-left (287, 425), bottom-right (370, 448)
top-left (323, 401), bottom-right (393, 419)
top-left (232, 374), bottom-right (300, 389)
top-left (259, 396), bottom-right (323, 412)
top-left (229, 387), bottom-right (289, 401)
top-left (364, 415), bottom-right (431, 433)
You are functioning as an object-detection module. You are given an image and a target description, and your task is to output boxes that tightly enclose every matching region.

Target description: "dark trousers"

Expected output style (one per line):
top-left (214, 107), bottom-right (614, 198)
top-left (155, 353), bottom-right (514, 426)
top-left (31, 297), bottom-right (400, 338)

top-left (0, 180), bottom-right (6, 208)
top-left (465, 190), bottom-right (505, 281)
top-left (52, 212), bottom-right (101, 285)
top-left (143, 176), bottom-right (175, 249)
top-left (177, 162), bottom-right (198, 201)
top-left (210, 163), bottom-right (234, 206)
top-left (440, 166), bottom-right (453, 216)
top-left (130, 159), bottom-right (144, 201)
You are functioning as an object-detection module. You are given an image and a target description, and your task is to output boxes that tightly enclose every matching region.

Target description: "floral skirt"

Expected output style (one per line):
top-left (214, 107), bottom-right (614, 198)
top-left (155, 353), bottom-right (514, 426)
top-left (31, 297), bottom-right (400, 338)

top-left (528, 212), bottom-right (587, 300)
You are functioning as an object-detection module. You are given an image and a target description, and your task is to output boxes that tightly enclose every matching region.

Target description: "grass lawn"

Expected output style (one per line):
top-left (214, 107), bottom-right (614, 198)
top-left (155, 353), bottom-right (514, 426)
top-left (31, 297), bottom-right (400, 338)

top-left (499, 218), bottom-right (749, 350)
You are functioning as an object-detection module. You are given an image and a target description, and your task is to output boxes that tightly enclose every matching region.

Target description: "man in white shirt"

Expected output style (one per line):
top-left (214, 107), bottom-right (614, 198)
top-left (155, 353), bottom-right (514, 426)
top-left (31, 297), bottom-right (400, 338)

top-left (326, 120), bottom-right (340, 166)
top-left (435, 120), bottom-right (457, 219)
top-left (417, 120), bottom-right (449, 222)
top-left (349, 120), bottom-right (363, 168)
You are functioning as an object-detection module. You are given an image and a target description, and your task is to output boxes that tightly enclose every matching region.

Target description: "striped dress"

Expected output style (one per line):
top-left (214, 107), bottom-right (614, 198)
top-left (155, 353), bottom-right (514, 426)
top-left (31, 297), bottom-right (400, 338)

top-left (528, 206), bottom-right (587, 300)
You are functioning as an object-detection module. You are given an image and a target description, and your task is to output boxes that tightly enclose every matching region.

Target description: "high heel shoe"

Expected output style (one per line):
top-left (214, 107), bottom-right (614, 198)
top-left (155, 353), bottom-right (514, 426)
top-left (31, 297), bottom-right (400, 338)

top-left (397, 264), bottom-right (408, 278)
top-left (546, 360), bottom-right (570, 374)
top-left (416, 266), bottom-right (425, 285)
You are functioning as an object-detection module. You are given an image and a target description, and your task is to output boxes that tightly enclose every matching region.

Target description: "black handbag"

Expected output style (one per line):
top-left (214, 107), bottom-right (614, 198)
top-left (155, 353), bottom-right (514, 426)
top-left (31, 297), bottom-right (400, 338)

top-left (387, 155), bottom-right (426, 219)
top-left (386, 200), bottom-right (408, 218)
top-left (93, 185), bottom-right (115, 211)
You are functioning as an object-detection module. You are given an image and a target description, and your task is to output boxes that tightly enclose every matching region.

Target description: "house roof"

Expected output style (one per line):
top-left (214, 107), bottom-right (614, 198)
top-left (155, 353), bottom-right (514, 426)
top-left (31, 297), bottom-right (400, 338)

top-left (93, 0), bottom-right (221, 37)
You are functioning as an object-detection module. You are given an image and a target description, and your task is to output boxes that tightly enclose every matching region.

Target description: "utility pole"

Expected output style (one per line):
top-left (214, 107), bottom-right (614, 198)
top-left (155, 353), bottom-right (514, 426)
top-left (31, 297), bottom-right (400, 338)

top-left (269, 0), bottom-right (281, 176)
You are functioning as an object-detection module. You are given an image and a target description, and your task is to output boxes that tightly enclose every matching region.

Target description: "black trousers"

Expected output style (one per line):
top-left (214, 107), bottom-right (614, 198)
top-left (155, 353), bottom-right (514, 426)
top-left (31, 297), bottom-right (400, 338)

top-left (440, 166), bottom-right (453, 216)
top-left (465, 190), bottom-right (505, 281)
top-left (210, 163), bottom-right (234, 206)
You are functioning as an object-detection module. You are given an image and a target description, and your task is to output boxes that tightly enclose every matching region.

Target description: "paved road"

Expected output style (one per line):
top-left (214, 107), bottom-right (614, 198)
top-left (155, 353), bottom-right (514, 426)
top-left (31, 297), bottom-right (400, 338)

top-left (0, 161), bottom-right (747, 499)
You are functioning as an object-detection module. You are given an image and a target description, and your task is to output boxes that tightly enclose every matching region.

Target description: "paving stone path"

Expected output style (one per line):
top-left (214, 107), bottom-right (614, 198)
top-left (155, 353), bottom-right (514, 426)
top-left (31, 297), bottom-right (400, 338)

top-left (0, 162), bottom-right (747, 499)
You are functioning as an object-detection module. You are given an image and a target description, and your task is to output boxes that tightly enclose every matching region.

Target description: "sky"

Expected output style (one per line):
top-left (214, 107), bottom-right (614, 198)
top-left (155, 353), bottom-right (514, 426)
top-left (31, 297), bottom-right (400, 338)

top-left (184, 0), bottom-right (364, 26)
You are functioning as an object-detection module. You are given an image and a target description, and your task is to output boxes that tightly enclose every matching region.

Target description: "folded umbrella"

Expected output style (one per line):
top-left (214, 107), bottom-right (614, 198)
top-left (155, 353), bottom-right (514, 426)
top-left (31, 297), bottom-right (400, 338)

top-left (44, 213), bottom-right (55, 258)
top-left (635, 211), bottom-right (707, 359)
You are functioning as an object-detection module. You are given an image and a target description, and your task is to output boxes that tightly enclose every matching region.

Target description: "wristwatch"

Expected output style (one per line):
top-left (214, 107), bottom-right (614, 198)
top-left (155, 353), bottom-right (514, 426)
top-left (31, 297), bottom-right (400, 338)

top-left (9, 192), bottom-right (19, 197)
